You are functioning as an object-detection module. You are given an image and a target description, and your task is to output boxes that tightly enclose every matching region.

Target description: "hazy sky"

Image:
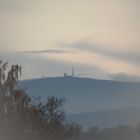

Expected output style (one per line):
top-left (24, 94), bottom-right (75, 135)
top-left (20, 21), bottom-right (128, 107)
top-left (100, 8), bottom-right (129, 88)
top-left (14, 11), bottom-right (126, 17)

top-left (0, 0), bottom-right (140, 81)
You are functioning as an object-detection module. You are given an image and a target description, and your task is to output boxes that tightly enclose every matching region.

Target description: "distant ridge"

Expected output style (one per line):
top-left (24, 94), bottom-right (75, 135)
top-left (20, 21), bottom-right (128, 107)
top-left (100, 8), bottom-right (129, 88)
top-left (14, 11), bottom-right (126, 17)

top-left (20, 76), bottom-right (140, 84)
top-left (19, 76), bottom-right (140, 114)
top-left (67, 107), bottom-right (140, 129)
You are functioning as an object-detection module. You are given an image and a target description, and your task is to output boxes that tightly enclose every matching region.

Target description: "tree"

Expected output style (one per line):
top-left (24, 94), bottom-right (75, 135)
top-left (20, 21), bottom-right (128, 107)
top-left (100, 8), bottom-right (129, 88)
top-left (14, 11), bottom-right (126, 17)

top-left (137, 123), bottom-right (140, 136)
top-left (64, 122), bottom-right (82, 140)
top-left (0, 60), bottom-right (25, 139)
top-left (0, 60), bottom-right (82, 140)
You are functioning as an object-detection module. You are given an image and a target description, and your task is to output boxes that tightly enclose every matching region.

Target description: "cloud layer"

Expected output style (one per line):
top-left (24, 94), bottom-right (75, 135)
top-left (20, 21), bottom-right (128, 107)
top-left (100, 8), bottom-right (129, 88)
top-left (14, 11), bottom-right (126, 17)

top-left (18, 49), bottom-right (76, 54)
top-left (63, 41), bottom-right (140, 65)
top-left (0, 0), bottom-right (140, 81)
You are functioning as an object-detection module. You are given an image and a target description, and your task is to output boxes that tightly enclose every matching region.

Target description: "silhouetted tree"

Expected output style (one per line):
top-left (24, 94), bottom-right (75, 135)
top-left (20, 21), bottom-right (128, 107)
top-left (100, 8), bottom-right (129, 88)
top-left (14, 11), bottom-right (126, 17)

top-left (0, 60), bottom-right (82, 140)
top-left (64, 122), bottom-right (82, 140)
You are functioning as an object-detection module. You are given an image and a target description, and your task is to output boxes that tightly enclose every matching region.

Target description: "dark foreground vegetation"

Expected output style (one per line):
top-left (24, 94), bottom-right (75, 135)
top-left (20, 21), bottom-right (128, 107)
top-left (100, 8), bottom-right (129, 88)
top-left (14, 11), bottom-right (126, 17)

top-left (0, 61), bottom-right (81, 140)
top-left (0, 60), bottom-right (140, 140)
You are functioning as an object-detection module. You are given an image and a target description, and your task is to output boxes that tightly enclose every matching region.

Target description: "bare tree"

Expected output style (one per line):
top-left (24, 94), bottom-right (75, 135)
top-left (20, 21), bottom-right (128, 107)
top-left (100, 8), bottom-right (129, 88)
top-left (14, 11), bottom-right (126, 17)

top-left (0, 60), bottom-right (82, 140)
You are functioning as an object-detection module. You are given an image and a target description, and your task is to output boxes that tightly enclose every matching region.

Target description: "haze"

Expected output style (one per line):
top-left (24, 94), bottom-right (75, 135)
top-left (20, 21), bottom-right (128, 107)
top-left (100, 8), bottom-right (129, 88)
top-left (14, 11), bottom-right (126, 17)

top-left (0, 0), bottom-right (140, 81)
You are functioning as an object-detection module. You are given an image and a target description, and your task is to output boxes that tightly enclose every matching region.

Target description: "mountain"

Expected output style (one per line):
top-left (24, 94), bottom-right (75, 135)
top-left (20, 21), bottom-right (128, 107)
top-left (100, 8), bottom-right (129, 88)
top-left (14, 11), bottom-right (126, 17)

top-left (67, 107), bottom-right (140, 130)
top-left (18, 76), bottom-right (140, 114)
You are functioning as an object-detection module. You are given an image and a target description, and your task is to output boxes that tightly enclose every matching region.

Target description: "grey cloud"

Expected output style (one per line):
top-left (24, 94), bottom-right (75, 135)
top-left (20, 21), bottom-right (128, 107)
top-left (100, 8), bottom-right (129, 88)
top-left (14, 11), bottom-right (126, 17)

top-left (1, 50), bottom-right (140, 82)
top-left (0, 0), bottom-right (39, 13)
top-left (18, 49), bottom-right (76, 54)
top-left (63, 41), bottom-right (140, 65)
top-left (0, 51), bottom-right (102, 80)
top-left (109, 72), bottom-right (140, 83)
top-left (0, 0), bottom-right (27, 13)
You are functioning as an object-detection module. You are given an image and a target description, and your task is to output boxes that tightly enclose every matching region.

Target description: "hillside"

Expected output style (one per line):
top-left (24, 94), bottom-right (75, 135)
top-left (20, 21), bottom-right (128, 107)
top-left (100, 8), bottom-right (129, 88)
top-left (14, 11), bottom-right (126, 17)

top-left (18, 76), bottom-right (140, 114)
top-left (67, 107), bottom-right (140, 129)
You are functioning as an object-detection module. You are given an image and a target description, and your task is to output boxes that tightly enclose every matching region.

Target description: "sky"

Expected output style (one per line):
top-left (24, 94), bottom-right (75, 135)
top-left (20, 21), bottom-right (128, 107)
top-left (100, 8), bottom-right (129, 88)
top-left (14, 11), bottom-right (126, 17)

top-left (0, 0), bottom-right (140, 81)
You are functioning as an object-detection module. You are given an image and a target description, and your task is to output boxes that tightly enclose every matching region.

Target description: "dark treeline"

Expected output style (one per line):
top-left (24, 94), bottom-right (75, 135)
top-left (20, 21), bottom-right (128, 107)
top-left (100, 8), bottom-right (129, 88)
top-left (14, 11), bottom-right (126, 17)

top-left (0, 61), bottom-right (81, 140)
top-left (0, 60), bottom-right (140, 140)
top-left (74, 125), bottom-right (140, 140)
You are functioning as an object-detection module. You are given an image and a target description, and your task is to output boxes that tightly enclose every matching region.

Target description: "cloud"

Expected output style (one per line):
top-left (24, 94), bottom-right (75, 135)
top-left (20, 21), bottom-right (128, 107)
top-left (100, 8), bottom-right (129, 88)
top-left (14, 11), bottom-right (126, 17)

top-left (109, 72), bottom-right (140, 83)
top-left (18, 49), bottom-right (76, 54)
top-left (1, 50), bottom-right (102, 80)
top-left (0, 0), bottom-right (45, 14)
top-left (63, 41), bottom-right (140, 65)
top-left (1, 50), bottom-right (140, 82)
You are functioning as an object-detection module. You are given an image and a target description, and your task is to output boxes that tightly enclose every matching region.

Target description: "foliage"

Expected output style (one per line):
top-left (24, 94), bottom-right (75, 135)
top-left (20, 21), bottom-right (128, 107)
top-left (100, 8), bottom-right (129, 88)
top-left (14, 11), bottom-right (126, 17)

top-left (0, 60), bottom-right (81, 140)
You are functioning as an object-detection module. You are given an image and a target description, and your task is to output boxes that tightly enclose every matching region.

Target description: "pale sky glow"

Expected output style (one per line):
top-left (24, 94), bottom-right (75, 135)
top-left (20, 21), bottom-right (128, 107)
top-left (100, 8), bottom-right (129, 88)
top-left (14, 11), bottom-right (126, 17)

top-left (0, 0), bottom-right (140, 81)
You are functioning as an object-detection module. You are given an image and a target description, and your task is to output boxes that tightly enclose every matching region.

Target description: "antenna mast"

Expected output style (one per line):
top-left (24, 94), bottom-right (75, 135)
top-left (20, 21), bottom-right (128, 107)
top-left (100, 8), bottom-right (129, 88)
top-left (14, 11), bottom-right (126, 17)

top-left (72, 66), bottom-right (74, 77)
